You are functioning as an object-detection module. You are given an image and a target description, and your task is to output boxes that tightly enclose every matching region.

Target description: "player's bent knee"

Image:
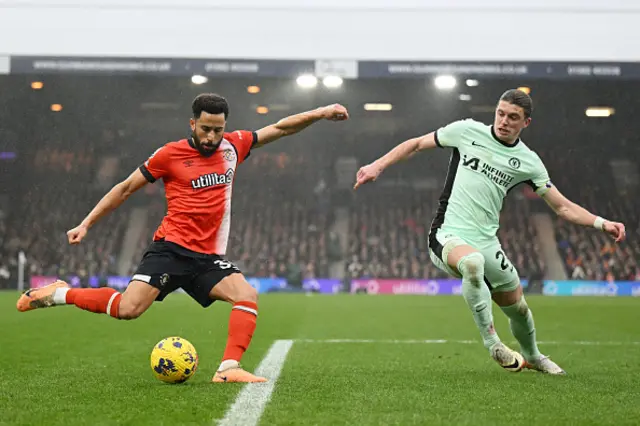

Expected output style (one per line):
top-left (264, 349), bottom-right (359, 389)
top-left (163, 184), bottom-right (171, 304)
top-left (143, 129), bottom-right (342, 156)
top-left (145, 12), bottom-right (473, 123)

top-left (236, 283), bottom-right (258, 304)
top-left (458, 252), bottom-right (485, 284)
top-left (492, 284), bottom-right (524, 307)
top-left (117, 279), bottom-right (159, 319)
top-left (117, 301), bottom-right (146, 320)
top-left (210, 273), bottom-right (258, 304)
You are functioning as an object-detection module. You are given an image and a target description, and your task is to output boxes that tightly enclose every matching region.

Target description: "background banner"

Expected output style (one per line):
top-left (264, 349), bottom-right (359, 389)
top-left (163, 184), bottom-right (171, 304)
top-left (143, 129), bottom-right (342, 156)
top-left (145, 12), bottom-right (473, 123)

top-left (29, 276), bottom-right (640, 296)
top-left (350, 279), bottom-right (463, 295)
top-left (303, 279), bottom-right (343, 294)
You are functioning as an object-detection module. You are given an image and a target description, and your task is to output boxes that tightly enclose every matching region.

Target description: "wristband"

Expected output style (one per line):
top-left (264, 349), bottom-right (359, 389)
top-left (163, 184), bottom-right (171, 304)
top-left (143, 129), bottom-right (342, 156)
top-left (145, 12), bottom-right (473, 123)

top-left (593, 216), bottom-right (606, 231)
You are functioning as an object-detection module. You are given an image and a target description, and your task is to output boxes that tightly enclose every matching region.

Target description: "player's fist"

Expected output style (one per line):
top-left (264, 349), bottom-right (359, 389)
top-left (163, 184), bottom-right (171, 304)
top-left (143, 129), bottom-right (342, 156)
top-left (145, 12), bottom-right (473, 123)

top-left (354, 163), bottom-right (383, 190)
top-left (67, 224), bottom-right (88, 245)
top-left (321, 103), bottom-right (349, 121)
top-left (603, 221), bottom-right (626, 243)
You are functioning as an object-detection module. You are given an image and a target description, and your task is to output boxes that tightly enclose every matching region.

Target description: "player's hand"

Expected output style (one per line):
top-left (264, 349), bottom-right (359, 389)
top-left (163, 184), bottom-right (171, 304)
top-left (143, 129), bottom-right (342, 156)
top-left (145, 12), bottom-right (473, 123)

top-left (603, 221), bottom-right (626, 243)
top-left (67, 224), bottom-right (88, 245)
top-left (354, 163), bottom-right (383, 190)
top-left (321, 103), bottom-right (349, 121)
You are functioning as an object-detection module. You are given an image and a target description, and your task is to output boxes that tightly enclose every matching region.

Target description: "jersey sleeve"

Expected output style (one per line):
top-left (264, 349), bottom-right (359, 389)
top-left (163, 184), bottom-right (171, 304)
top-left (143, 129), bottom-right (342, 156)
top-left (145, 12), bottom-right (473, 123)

top-left (526, 158), bottom-right (553, 197)
top-left (434, 119), bottom-right (472, 149)
top-left (227, 130), bottom-right (258, 164)
top-left (139, 144), bottom-right (172, 183)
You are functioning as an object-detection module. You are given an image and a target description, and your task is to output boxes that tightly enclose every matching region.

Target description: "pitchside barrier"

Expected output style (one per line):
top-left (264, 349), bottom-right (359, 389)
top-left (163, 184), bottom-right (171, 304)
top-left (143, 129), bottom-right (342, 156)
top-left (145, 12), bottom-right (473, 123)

top-left (27, 276), bottom-right (640, 297)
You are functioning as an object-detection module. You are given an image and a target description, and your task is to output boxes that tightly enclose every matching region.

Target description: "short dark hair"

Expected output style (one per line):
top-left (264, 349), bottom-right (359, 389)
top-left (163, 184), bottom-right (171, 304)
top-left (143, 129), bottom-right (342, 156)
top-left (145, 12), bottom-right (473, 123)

top-left (499, 89), bottom-right (533, 118)
top-left (192, 93), bottom-right (229, 119)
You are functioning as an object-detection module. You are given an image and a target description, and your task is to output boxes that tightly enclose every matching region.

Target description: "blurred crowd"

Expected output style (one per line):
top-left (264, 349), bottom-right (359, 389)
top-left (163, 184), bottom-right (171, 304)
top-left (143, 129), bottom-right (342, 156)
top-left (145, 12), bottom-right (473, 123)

top-left (0, 147), bottom-right (126, 288)
top-left (2, 142), bottom-right (639, 289)
top-left (344, 186), bottom-right (546, 282)
top-left (540, 149), bottom-right (640, 282)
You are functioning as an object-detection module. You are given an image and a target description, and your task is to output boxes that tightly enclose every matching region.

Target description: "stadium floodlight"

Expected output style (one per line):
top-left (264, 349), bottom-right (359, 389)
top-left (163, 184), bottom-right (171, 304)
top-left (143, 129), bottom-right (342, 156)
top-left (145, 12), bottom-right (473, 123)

top-left (585, 107), bottom-right (615, 118)
top-left (517, 86), bottom-right (531, 95)
top-left (434, 75), bottom-right (457, 90)
top-left (364, 103), bottom-right (393, 111)
top-left (459, 94), bottom-right (472, 101)
top-left (296, 74), bottom-right (318, 88)
top-left (322, 75), bottom-right (343, 88)
top-left (191, 75), bottom-right (208, 85)
top-left (466, 79), bottom-right (479, 87)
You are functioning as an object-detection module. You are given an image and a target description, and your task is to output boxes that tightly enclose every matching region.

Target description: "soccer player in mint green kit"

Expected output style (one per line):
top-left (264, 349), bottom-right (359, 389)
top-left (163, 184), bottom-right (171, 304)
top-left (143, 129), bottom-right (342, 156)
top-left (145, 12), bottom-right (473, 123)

top-left (354, 89), bottom-right (627, 374)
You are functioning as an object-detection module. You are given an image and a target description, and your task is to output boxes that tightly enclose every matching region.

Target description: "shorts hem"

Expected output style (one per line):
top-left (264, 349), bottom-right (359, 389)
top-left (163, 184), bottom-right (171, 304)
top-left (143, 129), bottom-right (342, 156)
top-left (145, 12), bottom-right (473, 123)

top-left (488, 282), bottom-right (521, 294)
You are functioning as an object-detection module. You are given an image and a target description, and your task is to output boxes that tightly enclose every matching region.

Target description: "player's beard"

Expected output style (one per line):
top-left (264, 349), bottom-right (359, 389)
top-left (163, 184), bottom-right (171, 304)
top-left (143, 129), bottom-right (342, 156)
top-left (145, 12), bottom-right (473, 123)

top-left (192, 132), bottom-right (221, 157)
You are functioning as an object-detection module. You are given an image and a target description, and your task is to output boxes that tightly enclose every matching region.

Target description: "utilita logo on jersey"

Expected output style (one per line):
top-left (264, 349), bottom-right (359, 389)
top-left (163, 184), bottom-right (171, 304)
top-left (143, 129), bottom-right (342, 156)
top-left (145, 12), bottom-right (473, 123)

top-left (191, 168), bottom-right (234, 190)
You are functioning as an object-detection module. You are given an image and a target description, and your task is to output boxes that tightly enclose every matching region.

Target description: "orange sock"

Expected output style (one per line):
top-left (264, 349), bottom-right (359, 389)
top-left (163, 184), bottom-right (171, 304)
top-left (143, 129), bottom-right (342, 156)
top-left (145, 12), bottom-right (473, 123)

top-left (66, 287), bottom-right (121, 318)
top-left (222, 301), bottom-right (258, 363)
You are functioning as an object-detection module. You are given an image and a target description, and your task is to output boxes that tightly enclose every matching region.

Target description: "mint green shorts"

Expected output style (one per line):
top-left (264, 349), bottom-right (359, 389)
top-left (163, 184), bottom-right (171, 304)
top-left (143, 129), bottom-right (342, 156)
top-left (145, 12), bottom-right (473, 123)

top-left (428, 228), bottom-right (521, 293)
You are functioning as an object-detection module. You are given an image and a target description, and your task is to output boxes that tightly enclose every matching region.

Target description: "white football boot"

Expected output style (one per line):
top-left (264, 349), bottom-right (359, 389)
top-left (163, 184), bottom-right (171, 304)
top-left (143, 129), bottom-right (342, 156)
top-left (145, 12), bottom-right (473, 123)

top-left (490, 342), bottom-right (526, 372)
top-left (525, 355), bottom-right (567, 375)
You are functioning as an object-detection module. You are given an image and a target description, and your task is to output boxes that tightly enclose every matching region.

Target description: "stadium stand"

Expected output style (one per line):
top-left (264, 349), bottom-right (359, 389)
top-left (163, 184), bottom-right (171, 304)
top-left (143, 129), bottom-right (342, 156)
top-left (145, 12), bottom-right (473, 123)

top-left (2, 145), bottom-right (129, 287)
top-left (540, 149), bottom-right (640, 281)
top-left (345, 185), bottom-right (545, 280)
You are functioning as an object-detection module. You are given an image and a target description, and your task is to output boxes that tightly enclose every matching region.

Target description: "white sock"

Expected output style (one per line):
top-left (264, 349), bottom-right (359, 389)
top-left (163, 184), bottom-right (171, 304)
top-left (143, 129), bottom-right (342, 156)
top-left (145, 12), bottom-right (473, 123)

top-left (52, 287), bottom-right (70, 305)
top-left (218, 359), bottom-right (239, 372)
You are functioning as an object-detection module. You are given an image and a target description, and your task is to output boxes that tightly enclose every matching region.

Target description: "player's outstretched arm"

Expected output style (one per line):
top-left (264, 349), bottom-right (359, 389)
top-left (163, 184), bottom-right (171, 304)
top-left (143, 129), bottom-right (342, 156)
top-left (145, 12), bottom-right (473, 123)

top-left (254, 103), bottom-right (349, 147)
top-left (67, 169), bottom-right (149, 245)
top-left (353, 132), bottom-right (437, 190)
top-left (542, 186), bottom-right (626, 242)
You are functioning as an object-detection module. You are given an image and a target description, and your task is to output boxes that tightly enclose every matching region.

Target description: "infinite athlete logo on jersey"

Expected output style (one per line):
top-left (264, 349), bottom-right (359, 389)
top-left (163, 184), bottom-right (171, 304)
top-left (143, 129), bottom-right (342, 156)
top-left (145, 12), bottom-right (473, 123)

top-left (462, 155), bottom-right (515, 188)
top-left (191, 168), bottom-right (234, 189)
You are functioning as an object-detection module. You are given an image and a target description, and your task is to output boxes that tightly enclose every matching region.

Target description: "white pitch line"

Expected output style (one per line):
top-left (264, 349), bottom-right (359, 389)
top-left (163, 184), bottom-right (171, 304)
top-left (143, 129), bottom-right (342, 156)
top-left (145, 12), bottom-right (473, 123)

top-left (296, 339), bottom-right (640, 346)
top-left (217, 339), bottom-right (294, 426)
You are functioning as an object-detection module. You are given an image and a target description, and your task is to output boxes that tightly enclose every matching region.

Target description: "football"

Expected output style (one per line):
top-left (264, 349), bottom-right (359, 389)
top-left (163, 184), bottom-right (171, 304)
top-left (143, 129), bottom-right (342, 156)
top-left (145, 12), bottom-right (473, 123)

top-left (150, 336), bottom-right (199, 383)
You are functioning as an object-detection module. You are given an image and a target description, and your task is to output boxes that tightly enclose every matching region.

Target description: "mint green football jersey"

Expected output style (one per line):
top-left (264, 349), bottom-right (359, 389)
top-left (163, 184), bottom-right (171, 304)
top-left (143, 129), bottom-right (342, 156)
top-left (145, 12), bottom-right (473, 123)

top-left (429, 118), bottom-right (552, 244)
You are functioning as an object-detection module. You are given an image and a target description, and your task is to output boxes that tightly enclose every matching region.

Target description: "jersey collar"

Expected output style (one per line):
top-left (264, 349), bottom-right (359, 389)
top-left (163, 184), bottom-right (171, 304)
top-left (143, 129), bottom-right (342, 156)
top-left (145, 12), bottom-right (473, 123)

top-left (490, 126), bottom-right (521, 148)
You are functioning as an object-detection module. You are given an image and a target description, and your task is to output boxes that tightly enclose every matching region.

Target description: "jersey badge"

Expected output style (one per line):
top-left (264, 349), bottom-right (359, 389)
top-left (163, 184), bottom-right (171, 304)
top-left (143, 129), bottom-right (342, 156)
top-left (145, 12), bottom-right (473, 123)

top-left (508, 158), bottom-right (521, 169)
top-left (222, 149), bottom-right (236, 161)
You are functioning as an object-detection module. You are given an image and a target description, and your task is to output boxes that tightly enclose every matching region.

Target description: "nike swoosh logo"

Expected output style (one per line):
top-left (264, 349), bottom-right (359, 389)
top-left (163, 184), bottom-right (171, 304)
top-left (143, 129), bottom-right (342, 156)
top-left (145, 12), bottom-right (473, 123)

top-left (471, 141), bottom-right (486, 148)
top-left (503, 359), bottom-right (521, 369)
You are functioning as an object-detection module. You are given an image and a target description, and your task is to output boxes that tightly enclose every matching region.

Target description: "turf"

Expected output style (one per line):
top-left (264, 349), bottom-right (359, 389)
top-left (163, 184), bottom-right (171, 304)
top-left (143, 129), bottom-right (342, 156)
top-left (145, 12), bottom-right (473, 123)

top-left (2, 292), bottom-right (640, 425)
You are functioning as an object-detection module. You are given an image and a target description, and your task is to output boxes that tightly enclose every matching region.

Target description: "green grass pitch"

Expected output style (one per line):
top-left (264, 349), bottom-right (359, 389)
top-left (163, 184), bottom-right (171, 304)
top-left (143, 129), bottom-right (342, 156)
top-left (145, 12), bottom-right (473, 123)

top-left (2, 292), bottom-right (640, 425)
